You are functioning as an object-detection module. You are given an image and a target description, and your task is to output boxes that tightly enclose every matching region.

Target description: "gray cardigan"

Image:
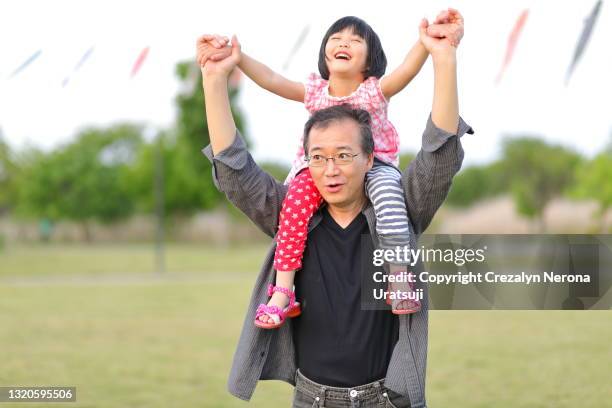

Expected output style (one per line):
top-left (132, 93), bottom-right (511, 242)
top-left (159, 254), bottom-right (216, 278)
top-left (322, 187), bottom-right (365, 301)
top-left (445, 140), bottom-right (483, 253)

top-left (203, 114), bottom-right (473, 408)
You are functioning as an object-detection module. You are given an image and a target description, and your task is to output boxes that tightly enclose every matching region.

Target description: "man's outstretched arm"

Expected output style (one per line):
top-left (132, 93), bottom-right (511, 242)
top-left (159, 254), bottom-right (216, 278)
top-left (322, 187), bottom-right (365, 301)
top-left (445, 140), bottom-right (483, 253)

top-left (402, 12), bottom-right (473, 235)
top-left (198, 35), bottom-right (286, 237)
top-left (424, 12), bottom-right (462, 133)
top-left (198, 34), bottom-right (239, 154)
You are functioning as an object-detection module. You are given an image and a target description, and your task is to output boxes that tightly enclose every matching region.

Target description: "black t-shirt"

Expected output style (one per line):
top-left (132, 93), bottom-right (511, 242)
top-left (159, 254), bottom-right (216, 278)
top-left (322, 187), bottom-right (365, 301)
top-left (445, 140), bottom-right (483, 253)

top-left (293, 206), bottom-right (399, 387)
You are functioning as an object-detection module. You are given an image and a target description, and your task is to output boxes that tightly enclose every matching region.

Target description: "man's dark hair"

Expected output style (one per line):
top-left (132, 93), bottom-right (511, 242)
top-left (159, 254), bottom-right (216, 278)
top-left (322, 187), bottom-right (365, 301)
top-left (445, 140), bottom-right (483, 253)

top-left (318, 16), bottom-right (387, 81)
top-left (303, 104), bottom-right (374, 155)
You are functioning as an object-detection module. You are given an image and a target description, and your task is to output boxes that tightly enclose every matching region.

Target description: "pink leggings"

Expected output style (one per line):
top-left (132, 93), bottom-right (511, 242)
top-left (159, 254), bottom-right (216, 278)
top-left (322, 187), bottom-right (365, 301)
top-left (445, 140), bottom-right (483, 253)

top-left (274, 169), bottom-right (323, 271)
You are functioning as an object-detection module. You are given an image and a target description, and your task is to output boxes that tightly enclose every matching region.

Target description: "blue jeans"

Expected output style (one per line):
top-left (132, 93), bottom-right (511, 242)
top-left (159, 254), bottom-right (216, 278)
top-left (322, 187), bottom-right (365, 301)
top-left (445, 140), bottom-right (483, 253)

top-left (292, 369), bottom-right (411, 408)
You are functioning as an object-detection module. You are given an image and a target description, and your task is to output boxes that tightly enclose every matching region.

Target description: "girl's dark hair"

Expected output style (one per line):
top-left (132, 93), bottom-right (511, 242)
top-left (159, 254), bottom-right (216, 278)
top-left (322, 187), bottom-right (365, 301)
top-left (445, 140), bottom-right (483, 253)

top-left (318, 16), bottom-right (387, 80)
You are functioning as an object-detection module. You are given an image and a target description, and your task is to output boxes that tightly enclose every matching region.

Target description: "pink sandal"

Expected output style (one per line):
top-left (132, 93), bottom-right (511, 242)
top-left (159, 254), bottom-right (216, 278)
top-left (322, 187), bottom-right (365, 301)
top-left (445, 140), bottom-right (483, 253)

top-left (254, 284), bottom-right (302, 329)
top-left (386, 272), bottom-right (421, 315)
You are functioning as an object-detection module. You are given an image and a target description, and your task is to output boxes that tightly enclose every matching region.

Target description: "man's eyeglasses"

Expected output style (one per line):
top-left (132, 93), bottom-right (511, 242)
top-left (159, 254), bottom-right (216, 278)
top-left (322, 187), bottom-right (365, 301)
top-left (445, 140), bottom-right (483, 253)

top-left (305, 153), bottom-right (360, 167)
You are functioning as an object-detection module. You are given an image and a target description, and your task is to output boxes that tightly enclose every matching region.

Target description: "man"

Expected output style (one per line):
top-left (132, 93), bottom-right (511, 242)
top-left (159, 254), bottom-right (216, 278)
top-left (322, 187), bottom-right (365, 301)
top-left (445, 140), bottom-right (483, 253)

top-left (200, 11), bottom-right (471, 408)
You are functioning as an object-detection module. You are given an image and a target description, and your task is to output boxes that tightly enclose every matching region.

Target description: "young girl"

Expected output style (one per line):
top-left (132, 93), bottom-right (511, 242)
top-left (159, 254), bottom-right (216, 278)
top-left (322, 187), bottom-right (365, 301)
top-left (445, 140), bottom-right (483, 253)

top-left (199, 14), bottom-right (462, 328)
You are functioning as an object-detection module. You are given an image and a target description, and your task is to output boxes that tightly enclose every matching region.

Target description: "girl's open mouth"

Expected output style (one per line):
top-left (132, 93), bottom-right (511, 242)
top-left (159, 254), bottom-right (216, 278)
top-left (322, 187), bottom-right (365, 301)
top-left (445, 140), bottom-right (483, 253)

top-left (334, 51), bottom-right (352, 60)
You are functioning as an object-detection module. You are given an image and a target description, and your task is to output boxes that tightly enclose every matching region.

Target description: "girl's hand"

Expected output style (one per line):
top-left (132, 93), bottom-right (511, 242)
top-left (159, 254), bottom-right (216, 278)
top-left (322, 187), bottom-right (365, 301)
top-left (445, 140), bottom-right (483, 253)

top-left (196, 34), bottom-right (240, 68)
top-left (427, 8), bottom-right (464, 47)
top-left (198, 35), bottom-right (241, 78)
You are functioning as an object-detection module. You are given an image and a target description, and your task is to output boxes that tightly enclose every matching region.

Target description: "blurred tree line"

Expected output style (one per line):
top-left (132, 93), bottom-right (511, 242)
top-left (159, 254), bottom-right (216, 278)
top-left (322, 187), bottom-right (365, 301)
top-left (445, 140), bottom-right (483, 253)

top-left (0, 62), bottom-right (249, 239)
top-left (445, 136), bottom-right (611, 231)
top-left (0, 61), bottom-right (611, 234)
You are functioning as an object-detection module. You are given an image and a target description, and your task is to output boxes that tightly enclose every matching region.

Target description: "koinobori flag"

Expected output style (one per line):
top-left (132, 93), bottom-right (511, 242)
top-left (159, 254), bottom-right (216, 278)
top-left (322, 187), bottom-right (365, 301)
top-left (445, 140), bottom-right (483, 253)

top-left (130, 46), bottom-right (150, 78)
top-left (495, 9), bottom-right (529, 84)
top-left (62, 46), bottom-right (95, 87)
top-left (9, 50), bottom-right (42, 78)
top-left (566, 0), bottom-right (603, 85)
top-left (283, 24), bottom-right (310, 71)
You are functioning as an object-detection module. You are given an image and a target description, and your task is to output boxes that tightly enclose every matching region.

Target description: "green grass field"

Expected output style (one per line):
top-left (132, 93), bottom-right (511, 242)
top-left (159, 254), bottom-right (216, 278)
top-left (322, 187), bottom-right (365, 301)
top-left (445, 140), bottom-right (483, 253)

top-left (0, 243), bottom-right (610, 407)
top-left (0, 243), bottom-right (270, 278)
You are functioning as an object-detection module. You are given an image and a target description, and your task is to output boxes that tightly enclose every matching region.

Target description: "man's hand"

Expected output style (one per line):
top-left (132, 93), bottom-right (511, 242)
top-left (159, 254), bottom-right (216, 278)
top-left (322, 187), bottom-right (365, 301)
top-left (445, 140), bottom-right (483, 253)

top-left (426, 8), bottom-right (464, 47)
top-left (419, 8), bottom-right (464, 58)
top-left (196, 34), bottom-right (240, 78)
top-left (196, 34), bottom-right (231, 65)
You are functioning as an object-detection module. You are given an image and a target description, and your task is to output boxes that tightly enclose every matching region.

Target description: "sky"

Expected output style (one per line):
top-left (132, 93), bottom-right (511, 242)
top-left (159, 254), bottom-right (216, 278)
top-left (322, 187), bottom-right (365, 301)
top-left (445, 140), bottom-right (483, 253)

top-left (0, 0), bottom-right (611, 167)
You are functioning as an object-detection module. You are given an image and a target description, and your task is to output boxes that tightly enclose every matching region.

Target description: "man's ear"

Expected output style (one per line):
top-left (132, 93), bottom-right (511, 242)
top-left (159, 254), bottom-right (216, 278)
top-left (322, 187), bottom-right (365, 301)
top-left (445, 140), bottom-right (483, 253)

top-left (366, 153), bottom-right (374, 170)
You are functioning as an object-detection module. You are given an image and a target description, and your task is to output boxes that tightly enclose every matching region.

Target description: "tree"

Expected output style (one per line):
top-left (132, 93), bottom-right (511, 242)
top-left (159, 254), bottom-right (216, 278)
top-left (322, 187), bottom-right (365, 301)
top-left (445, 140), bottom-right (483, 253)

top-left (446, 162), bottom-right (509, 207)
top-left (127, 130), bottom-right (215, 215)
top-left (169, 62), bottom-right (247, 214)
top-left (125, 63), bottom-right (248, 219)
top-left (17, 124), bottom-right (143, 240)
top-left (571, 151), bottom-right (612, 231)
top-left (500, 137), bottom-right (582, 232)
top-left (0, 131), bottom-right (19, 215)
